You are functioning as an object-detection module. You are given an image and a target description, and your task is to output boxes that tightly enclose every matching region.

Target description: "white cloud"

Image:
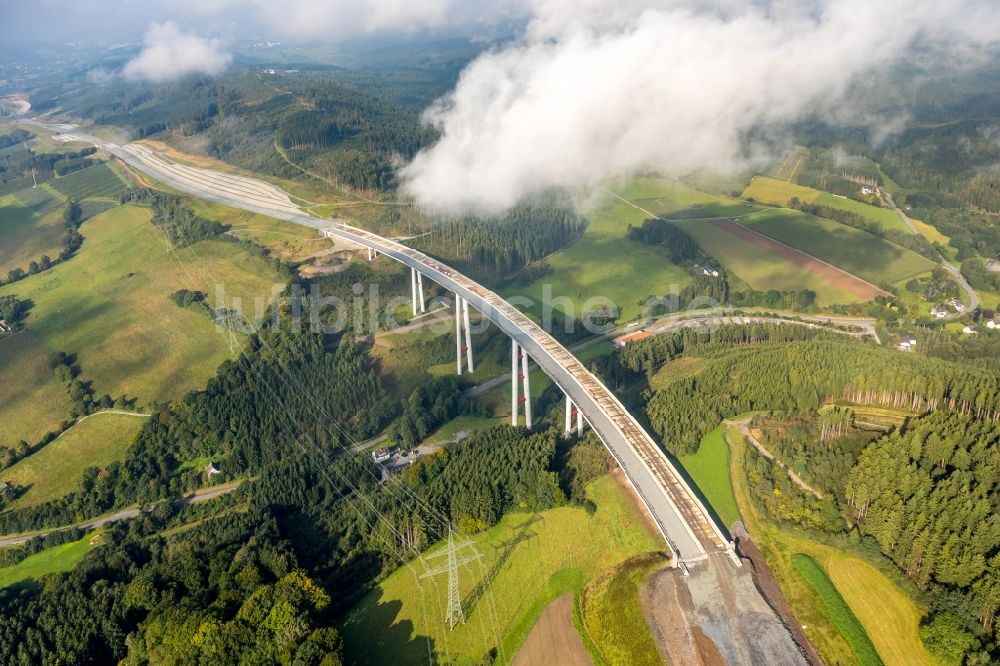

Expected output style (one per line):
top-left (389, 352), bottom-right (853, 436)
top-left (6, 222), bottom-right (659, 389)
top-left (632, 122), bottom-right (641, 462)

top-left (400, 0), bottom-right (1000, 212)
top-left (123, 21), bottom-right (232, 83)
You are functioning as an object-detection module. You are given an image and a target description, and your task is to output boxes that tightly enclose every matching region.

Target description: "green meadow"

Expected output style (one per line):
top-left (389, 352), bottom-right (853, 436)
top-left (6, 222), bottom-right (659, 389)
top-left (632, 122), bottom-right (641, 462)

top-left (0, 204), bottom-right (284, 407)
top-left (338, 474), bottom-right (661, 665)
top-left (0, 531), bottom-right (101, 589)
top-left (2, 412), bottom-right (147, 510)
top-left (745, 210), bottom-right (935, 285)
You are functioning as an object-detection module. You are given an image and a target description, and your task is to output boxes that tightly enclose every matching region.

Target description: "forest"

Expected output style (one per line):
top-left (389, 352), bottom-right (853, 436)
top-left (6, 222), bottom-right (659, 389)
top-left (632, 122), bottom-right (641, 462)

top-left (0, 287), bottom-right (599, 663)
top-left (614, 321), bottom-right (1000, 664)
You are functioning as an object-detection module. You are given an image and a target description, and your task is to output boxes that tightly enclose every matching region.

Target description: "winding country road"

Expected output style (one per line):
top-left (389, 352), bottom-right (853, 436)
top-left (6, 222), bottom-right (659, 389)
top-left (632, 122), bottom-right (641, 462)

top-left (882, 191), bottom-right (979, 314)
top-left (0, 480), bottom-right (243, 548)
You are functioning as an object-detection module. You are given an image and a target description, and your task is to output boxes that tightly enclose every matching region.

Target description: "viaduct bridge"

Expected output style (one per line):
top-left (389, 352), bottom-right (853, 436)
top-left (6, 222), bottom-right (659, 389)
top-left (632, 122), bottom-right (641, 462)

top-left (41, 124), bottom-right (808, 663)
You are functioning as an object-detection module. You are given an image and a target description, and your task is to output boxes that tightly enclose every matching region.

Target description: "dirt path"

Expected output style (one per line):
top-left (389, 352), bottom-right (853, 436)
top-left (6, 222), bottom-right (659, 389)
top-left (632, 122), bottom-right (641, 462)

top-left (513, 593), bottom-right (593, 666)
top-left (707, 219), bottom-right (888, 300)
top-left (726, 420), bottom-right (824, 500)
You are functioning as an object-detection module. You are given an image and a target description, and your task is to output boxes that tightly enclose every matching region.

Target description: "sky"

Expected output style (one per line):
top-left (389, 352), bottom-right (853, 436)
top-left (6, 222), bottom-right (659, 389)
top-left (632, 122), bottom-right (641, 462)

top-left (3, 0), bottom-right (999, 211)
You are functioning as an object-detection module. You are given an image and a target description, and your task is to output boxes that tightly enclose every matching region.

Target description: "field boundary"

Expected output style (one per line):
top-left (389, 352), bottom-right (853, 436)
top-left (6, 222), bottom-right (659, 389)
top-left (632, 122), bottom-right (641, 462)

top-left (708, 219), bottom-right (889, 299)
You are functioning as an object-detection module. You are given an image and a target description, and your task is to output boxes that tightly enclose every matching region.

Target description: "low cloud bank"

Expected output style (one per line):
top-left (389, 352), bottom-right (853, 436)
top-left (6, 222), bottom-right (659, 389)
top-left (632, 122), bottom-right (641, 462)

top-left (123, 21), bottom-right (232, 83)
top-left (399, 0), bottom-right (999, 212)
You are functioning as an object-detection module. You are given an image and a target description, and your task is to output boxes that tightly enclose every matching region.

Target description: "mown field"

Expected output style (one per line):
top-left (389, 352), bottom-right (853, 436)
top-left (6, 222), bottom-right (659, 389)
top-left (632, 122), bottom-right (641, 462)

top-left (673, 217), bottom-right (864, 305)
top-left (620, 177), bottom-right (767, 220)
top-left (188, 199), bottom-right (329, 263)
top-left (0, 531), bottom-right (100, 589)
top-left (0, 331), bottom-right (71, 445)
top-left (0, 205), bottom-right (284, 407)
top-left (742, 176), bottom-right (820, 206)
top-left (744, 210), bottom-right (936, 285)
top-left (814, 193), bottom-right (911, 234)
top-left (793, 553), bottom-right (882, 665)
top-left (579, 552), bottom-right (664, 665)
top-left (504, 179), bottom-right (696, 322)
top-left (0, 188), bottom-right (65, 276)
top-left (723, 424), bottom-right (935, 666)
top-left (338, 474), bottom-right (661, 665)
top-left (678, 425), bottom-right (741, 533)
top-left (2, 412), bottom-right (148, 510)
top-left (48, 162), bottom-right (127, 201)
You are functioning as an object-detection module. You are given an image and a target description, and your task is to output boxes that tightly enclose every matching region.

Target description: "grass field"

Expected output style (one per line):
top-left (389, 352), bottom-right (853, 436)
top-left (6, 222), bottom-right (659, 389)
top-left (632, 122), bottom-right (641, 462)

top-left (503, 180), bottom-right (699, 322)
top-left (910, 217), bottom-right (949, 245)
top-left (745, 210), bottom-right (936, 285)
top-left (815, 193), bottom-right (911, 233)
top-left (2, 412), bottom-right (147, 510)
top-left (673, 217), bottom-right (864, 305)
top-left (742, 176), bottom-right (820, 206)
top-left (678, 425), bottom-right (741, 532)
top-left (792, 554), bottom-right (882, 665)
top-left (0, 531), bottom-right (100, 589)
top-left (0, 205), bottom-right (284, 406)
top-left (0, 190), bottom-right (66, 276)
top-left (826, 556), bottom-right (934, 666)
top-left (0, 332), bottom-right (71, 445)
top-left (338, 474), bottom-right (661, 665)
top-left (48, 163), bottom-right (127, 201)
top-left (723, 424), bottom-right (934, 666)
top-left (188, 199), bottom-right (329, 263)
top-left (579, 553), bottom-right (664, 665)
top-left (423, 415), bottom-right (507, 445)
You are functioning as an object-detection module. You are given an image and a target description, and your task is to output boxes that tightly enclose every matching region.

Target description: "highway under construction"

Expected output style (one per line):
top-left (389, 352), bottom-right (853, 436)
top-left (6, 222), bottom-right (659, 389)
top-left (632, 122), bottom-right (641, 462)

top-left (42, 123), bottom-right (808, 664)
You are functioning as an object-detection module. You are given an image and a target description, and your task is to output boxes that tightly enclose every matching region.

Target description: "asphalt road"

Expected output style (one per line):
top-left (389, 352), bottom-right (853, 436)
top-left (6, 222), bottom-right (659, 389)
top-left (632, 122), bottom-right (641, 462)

top-left (883, 191), bottom-right (979, 314)
top-left (0, 480), bottom-right (242, 548)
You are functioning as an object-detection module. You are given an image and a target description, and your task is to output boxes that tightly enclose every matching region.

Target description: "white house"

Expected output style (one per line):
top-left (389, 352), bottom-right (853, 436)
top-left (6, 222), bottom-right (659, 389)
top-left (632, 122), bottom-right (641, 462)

top-left (931, 306), bottom-right (950, 319)
top-left (987, 319), bottom-right (999, 330)
top-left (963, 325), bottom-right (978, 335)
top-left (949, 298), bottom-right (965, 312)
top-left (898, 336), bottom-right (917, 351)
top-left (372, 447), bottom-right (392, 464)
top-left (861, 185), bottom-right (876, 196)
top-left (698, 266), bottom-right (720, 278)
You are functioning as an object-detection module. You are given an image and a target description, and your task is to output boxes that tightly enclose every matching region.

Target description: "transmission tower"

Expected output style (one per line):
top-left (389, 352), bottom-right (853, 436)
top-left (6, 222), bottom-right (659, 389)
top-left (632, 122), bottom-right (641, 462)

top-left (420, 527), bottom-right (482, 630)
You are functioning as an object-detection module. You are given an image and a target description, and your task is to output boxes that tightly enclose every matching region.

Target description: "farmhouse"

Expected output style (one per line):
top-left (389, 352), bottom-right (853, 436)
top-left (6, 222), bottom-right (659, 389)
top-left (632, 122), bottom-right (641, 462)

top-left (931, 305), bottom-right (950, 319)
top-left (860, 185), bottom-right (877, 196)
top-left (697, 266), bottom-right (720, 278)
top-left (898, 336), bottom-right (917, 351)
top-left (205, 461), bottom-right (221, 476)
top-left (963, 325), bottom-right (978, 335)
top-left (987, 319), bottom-right (999, 330)
top-left (613, 330), bottom-right (655, 348)
top-left (372, 447), bottom-right (392, 464)
top-left (949, 297), bottom-right (965, 312)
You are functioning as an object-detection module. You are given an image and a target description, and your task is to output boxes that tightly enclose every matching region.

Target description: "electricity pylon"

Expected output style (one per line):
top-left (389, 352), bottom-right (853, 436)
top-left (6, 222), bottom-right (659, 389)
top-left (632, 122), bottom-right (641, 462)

top-left (420, 527), bottom-right (482, 630)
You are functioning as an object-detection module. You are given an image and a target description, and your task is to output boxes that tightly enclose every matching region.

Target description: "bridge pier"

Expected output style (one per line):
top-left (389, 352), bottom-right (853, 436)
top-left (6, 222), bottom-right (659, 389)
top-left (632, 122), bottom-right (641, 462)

top-left (455, 295), bottom-right (474, 374)
top-left (410, 268), bottom-right (426, 315)
top-left (367, 247), bottom-right (378, 261)
top-left (511, 340), bottom-right (531, 428)
top-left (564, 395), bottom-right (587, 437)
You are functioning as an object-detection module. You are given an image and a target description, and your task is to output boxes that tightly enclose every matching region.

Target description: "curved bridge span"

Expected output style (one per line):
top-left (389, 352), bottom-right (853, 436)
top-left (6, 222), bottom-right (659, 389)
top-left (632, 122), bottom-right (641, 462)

top-left (85, 132), bottom-right (730, 563)
top-left (44, 126), bottom-right (809, 662)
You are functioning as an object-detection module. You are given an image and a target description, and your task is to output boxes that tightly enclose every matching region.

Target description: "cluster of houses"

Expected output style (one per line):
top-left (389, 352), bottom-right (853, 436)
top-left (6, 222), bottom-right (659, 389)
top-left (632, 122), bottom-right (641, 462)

top-left (931, 297), bottom-right (966, 319)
